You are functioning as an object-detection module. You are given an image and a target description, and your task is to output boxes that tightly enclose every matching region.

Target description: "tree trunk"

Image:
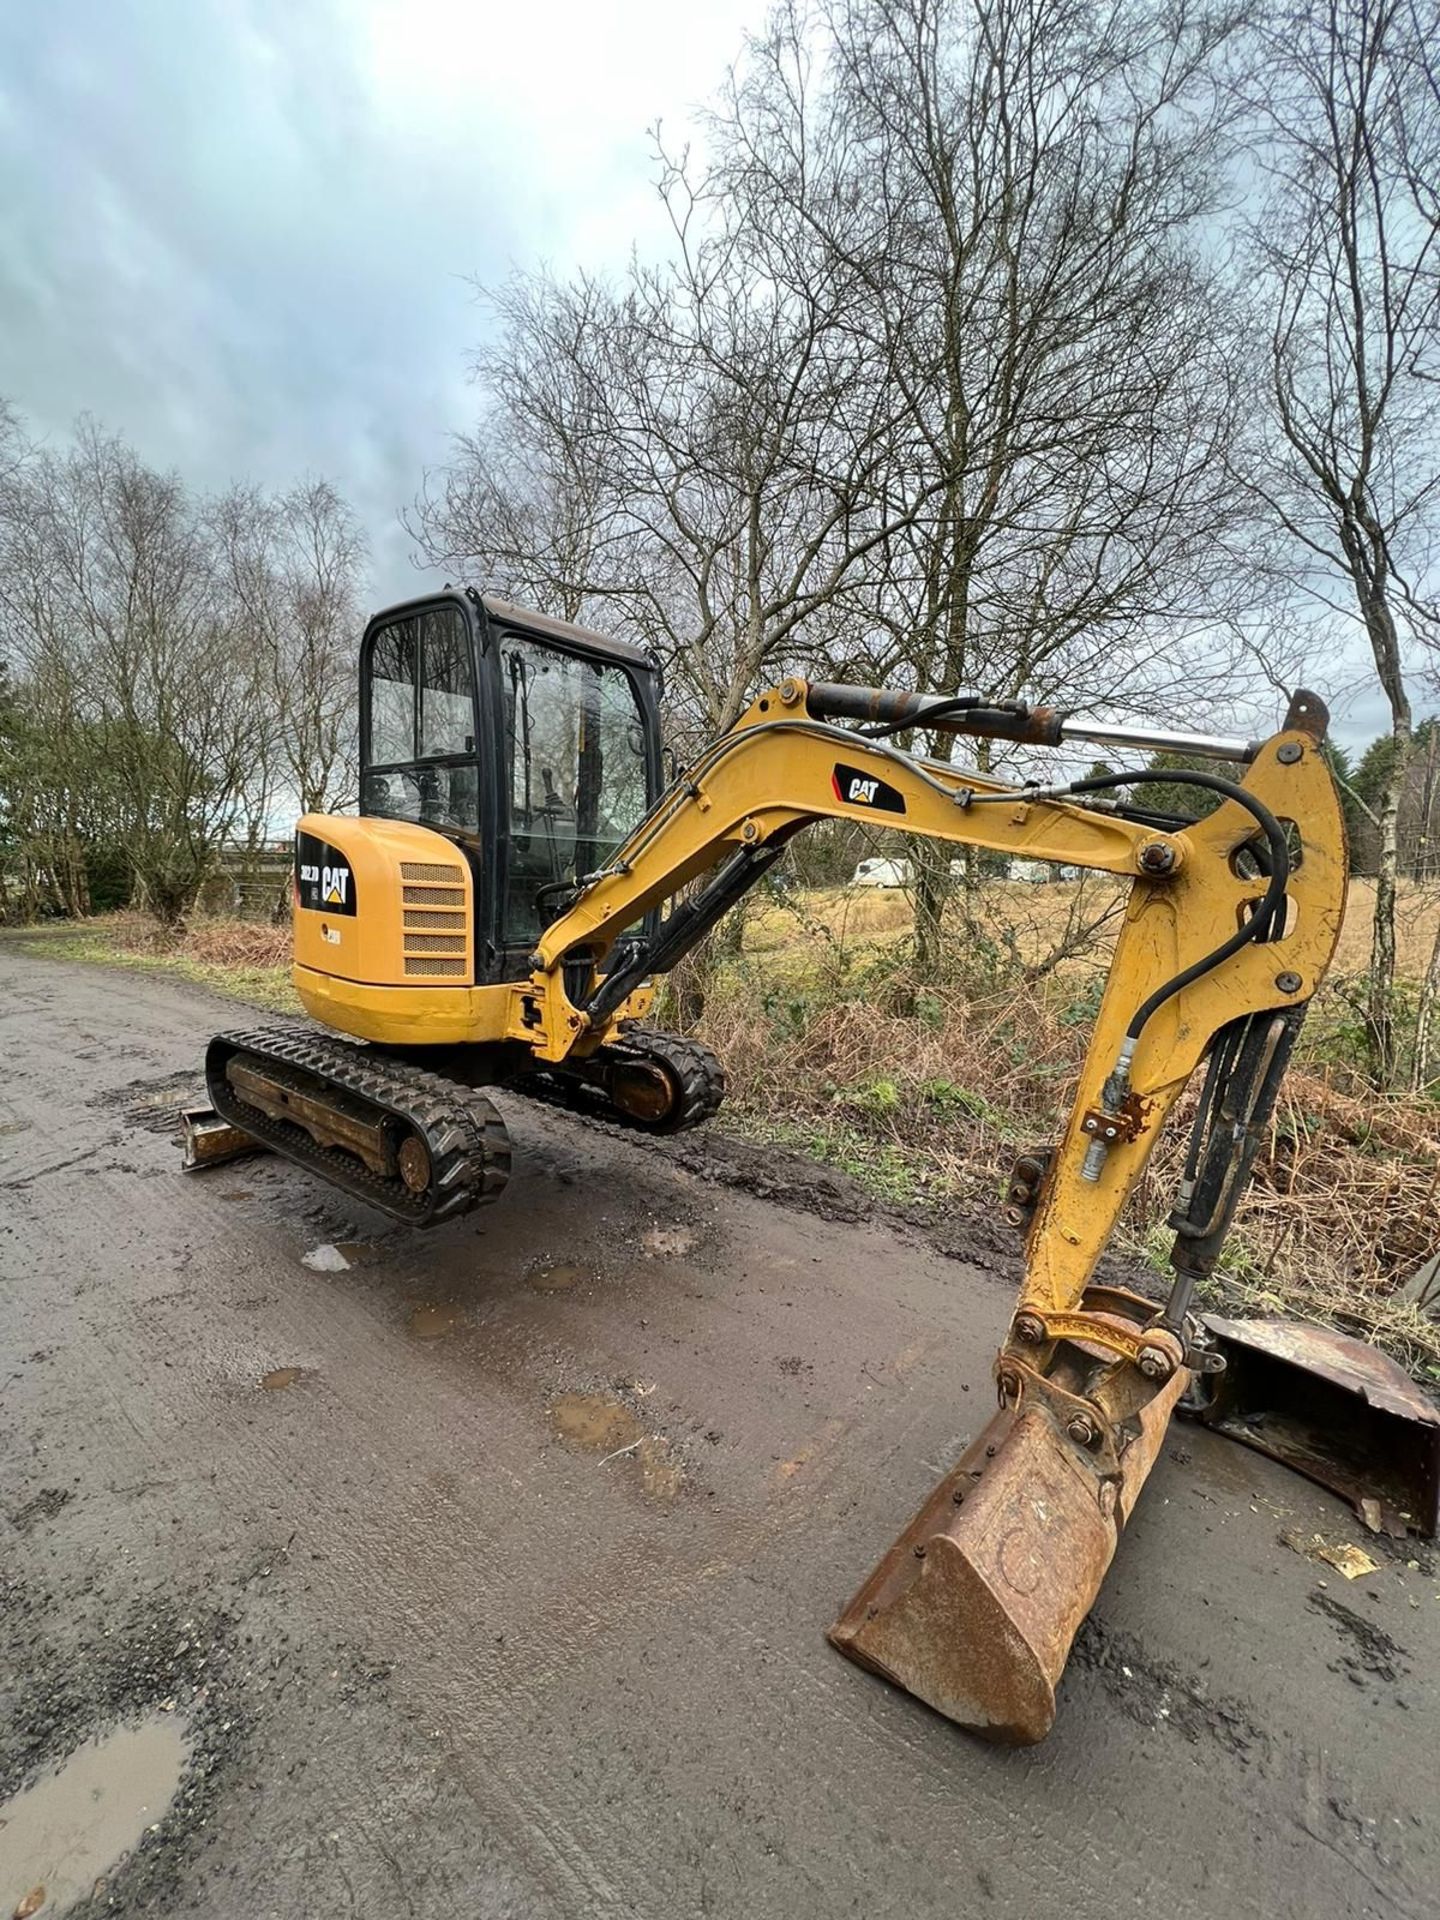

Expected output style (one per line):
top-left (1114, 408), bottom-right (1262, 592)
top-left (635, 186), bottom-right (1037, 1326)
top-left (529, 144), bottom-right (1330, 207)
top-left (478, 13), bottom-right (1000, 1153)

top-left (60, 839), bottom-right (90, 918)
top-left (1341, 524), bottom-right (1413, 1093)
top-left (910, 840), bottom-right (949, 983)
top-left (1368, 739), bottom-right (1408, 1090)
top-left (1412, 909), bottom-right (1440, 1094)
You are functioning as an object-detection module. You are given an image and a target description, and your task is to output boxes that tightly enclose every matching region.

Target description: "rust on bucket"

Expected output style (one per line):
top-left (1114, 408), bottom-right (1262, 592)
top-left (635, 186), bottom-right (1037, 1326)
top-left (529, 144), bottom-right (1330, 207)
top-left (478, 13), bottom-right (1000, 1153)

top-left (829, 1365), bottom-right (1186, 1744)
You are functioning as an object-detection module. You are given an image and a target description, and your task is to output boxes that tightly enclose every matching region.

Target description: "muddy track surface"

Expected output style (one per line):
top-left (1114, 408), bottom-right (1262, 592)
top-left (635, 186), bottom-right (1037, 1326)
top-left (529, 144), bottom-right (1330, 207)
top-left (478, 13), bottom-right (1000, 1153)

top-left (1, 948), bottom-right (1436, 1920)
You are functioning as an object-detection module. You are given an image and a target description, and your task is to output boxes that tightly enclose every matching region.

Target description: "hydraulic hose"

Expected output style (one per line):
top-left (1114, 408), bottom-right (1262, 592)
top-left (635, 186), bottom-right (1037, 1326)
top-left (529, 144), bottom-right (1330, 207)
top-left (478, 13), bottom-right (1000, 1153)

top-left (856, 695), bottom-right (987, 740)
top-left (1065, 768), bottom-right (1290, 1046)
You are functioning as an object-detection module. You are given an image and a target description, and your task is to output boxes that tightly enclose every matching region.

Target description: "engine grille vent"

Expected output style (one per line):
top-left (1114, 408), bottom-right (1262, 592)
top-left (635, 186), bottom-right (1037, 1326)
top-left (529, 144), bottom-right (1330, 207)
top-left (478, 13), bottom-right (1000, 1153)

top-left (403, 933), bottom-right (466, 954)
top-left (403, 907), bottom-right (466, 930)
top-left (402, 884), bottom-right (464, 907)
top-left (397, 861), bottom-right (469, 978)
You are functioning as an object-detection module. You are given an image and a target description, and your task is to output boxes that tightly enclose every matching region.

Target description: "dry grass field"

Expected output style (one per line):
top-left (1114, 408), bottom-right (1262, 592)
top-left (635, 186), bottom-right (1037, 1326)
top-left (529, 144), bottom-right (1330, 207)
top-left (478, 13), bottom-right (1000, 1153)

top-left (744, 873), bottom-right (1440, 980)
top-left (708, 874), bottom-right (1440, 1372)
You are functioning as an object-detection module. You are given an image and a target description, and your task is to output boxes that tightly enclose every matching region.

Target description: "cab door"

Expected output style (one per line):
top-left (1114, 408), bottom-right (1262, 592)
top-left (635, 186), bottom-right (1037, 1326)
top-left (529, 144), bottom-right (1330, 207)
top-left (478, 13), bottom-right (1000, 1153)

top-left (483, 621), bottom-right (657, 983)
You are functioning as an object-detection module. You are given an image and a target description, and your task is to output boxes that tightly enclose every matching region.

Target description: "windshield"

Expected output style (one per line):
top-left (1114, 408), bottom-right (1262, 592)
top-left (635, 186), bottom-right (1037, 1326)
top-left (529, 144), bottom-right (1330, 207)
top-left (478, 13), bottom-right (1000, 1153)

top-left (500, 631), bottom-right (651, 941)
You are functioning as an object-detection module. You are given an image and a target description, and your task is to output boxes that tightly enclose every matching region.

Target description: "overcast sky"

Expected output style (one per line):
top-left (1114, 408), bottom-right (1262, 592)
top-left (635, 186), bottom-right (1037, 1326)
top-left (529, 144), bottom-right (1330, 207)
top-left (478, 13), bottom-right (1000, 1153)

top-left (0, 0), bottom-right (754, 592)
top-left (0, 0), bottom-right (1419, 749)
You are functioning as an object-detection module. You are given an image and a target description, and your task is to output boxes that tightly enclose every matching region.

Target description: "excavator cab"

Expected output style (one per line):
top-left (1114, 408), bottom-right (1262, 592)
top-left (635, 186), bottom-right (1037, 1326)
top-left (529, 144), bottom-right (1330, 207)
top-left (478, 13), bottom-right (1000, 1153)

top-left (356, 589), bottom-right (663, 983)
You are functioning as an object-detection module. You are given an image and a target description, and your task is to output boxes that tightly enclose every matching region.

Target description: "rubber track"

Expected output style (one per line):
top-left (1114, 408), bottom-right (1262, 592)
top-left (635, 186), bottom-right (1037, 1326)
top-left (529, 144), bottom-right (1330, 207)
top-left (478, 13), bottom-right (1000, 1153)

top-left (514, 1029), bottom-right (726, 1136)
top-left (207, 1025), bottom-right (510, 1229)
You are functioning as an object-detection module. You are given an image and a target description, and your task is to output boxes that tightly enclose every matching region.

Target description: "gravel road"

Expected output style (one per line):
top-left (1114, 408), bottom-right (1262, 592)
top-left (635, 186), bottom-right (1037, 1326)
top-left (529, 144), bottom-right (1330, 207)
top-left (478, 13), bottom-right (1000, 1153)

top-left (1, 947), bottom-right (1435, 1919)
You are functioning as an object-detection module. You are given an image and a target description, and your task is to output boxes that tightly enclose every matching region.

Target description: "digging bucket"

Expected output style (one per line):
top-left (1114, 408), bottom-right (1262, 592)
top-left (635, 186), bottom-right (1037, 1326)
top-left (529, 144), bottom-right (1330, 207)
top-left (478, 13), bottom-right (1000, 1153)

top-left (829, 1365), bottom-right (1187, 1744)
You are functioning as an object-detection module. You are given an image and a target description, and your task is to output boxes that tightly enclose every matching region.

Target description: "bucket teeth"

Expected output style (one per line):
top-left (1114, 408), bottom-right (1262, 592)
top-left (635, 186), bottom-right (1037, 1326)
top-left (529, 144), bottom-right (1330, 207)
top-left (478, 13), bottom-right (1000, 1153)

top-left (829, 1369), bottom-right (1186, 1744)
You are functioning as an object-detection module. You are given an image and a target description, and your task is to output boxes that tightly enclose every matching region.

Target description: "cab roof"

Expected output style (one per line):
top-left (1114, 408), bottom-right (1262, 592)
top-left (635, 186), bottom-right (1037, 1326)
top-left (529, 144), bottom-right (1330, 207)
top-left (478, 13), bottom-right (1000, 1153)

top-left (365, 586), bottom-right (655, 674)
top-left (480, 594), bottom-right (656, 672)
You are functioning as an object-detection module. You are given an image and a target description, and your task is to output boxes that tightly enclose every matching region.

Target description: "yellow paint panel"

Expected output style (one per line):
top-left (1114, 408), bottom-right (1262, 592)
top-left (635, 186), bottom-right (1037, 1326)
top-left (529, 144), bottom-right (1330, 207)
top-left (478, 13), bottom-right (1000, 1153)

top-left (293, 813), bottom-right (474, 990)
top-left (294, 966), bottom-right (512, 1045)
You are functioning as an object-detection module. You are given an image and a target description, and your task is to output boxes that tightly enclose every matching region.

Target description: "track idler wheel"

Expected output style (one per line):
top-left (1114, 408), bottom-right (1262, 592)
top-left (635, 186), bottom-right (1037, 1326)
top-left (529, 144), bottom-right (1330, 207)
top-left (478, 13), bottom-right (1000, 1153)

top-left (609, 1057), bottom-right (680, 1125)
top-left (397, 1132), bottom-right (432, 1194)
top-left (828, 1357), bottom-right (1187, 1744)
top-left (518, 1029), bottom-right (726, 1134)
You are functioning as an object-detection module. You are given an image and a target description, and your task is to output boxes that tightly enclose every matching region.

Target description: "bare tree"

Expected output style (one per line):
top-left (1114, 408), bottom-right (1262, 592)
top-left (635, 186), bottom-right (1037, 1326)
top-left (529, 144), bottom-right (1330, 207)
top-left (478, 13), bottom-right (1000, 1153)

top-left (0, 420), bottom-right (270, 922)
top-left (1236, 0), bottom-right (1440, 1088)
top-left (413, 140), bottom-right (905, 742)
top-left (211, 477), bottom-right (366, 819)
top-left (0, 407), bottom-right (367, 924)
top-left (412, 276), bottom-right (630, 631)
top-left (712, 0), bottom-right (1252, 969)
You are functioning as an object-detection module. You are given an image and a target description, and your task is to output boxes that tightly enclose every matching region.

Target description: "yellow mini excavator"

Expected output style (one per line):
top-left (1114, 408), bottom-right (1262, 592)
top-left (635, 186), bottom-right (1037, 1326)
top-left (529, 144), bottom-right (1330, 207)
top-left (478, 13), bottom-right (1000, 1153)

top-left (205, 588), bottom-right (1349, 1742)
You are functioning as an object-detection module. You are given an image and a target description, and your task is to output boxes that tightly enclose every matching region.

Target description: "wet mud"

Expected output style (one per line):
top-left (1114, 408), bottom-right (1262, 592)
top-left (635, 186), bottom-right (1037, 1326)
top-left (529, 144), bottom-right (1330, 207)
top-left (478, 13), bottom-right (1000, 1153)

top-left (407, 1302), bottom-right (463, 1340)
top-left (549, 1391), bottom-right (645, 1454)
top-left (527, 1260), bottom-right (590, 1292)
top-left (259, 1366), bottom-right (305, 1392)
top-left (1069, 1615), bottom-right (1269, 1760)
top-left (7, 1488), bottom-right (72, 1534)
top-left (4, 948), bottom-right (1439, 1920)
top-left (1308, 1590), bottom-right (1410, 1685)
top-left (92, 1072), bottom-right (206, 1137)
top-left (548, 1393), bottom-right (686, 1499)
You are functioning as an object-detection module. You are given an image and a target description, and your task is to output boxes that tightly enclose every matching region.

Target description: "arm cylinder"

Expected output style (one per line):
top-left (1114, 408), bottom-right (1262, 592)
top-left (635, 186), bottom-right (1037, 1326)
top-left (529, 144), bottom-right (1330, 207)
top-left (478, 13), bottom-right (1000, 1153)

top-left (805, 682), bottom-right (1263, 763)
top-left (804, 683), bottom-right (979, 727)
top-left (804, 683), bottom-right (1065, 746)
top-left (1058, 717), bottom-right (1260, 764)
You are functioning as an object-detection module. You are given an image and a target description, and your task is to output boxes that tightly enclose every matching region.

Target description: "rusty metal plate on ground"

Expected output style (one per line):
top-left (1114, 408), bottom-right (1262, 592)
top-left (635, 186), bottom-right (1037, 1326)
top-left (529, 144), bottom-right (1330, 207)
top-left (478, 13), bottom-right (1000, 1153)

top-left (1185, 1315), bottom-right (1440, 1538)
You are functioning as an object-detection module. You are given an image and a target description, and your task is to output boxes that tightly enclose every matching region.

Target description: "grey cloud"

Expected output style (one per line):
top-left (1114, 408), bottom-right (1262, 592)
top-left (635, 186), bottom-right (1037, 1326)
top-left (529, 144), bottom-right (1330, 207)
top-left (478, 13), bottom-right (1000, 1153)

top-left (0, 0), bottom-right (513, 600)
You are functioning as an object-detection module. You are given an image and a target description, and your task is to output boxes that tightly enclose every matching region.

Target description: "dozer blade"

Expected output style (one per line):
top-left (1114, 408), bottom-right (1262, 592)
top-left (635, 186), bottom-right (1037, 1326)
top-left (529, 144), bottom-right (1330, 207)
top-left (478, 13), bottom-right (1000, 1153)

top-left (829, 1367), bottom-right (1187, 1744)
top-left (1185, 1314), bottom-right (1440, 1538)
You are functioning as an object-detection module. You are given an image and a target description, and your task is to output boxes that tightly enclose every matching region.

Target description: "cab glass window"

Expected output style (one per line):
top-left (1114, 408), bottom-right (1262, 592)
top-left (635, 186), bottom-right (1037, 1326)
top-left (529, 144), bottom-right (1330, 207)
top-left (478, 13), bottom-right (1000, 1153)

top-left (369, 617), bottom-right (417, 767)
top-left (419, 607), bottom-right (474, 756)
top-left (500, 632), bottom-right (650, 941)
top-left (364, 606), bottom-right (479, 834)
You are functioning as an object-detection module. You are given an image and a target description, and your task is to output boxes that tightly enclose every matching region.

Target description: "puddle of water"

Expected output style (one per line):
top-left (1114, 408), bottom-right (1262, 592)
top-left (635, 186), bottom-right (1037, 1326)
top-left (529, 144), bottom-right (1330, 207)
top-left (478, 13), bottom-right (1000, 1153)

top-left (527, 1262), bottom-right (589, 1293)
top-left (301, 1244), bottom-right (351, 1273)
top-left (259, 1366), bottom-right (304, 1391)
top-left (641, 1225), bottom-right (696, 1259)
top-left (548, 1395), bottom-right (686, 1500)
top-left (408, 1304), bottom-right (462, 1340)
top-left (636, 1435), bottom-right (685, 1500)
top-left (549, 1392), bottom-right (644, 1454)
top-left (0, 1715), bottom-right (190, 1917)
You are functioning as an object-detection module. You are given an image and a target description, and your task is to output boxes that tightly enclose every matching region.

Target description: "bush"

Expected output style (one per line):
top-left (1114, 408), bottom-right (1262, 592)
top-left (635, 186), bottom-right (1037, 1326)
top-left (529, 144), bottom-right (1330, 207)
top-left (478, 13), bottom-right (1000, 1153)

top-left (692, 893), bottom-right (1440, 1373)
